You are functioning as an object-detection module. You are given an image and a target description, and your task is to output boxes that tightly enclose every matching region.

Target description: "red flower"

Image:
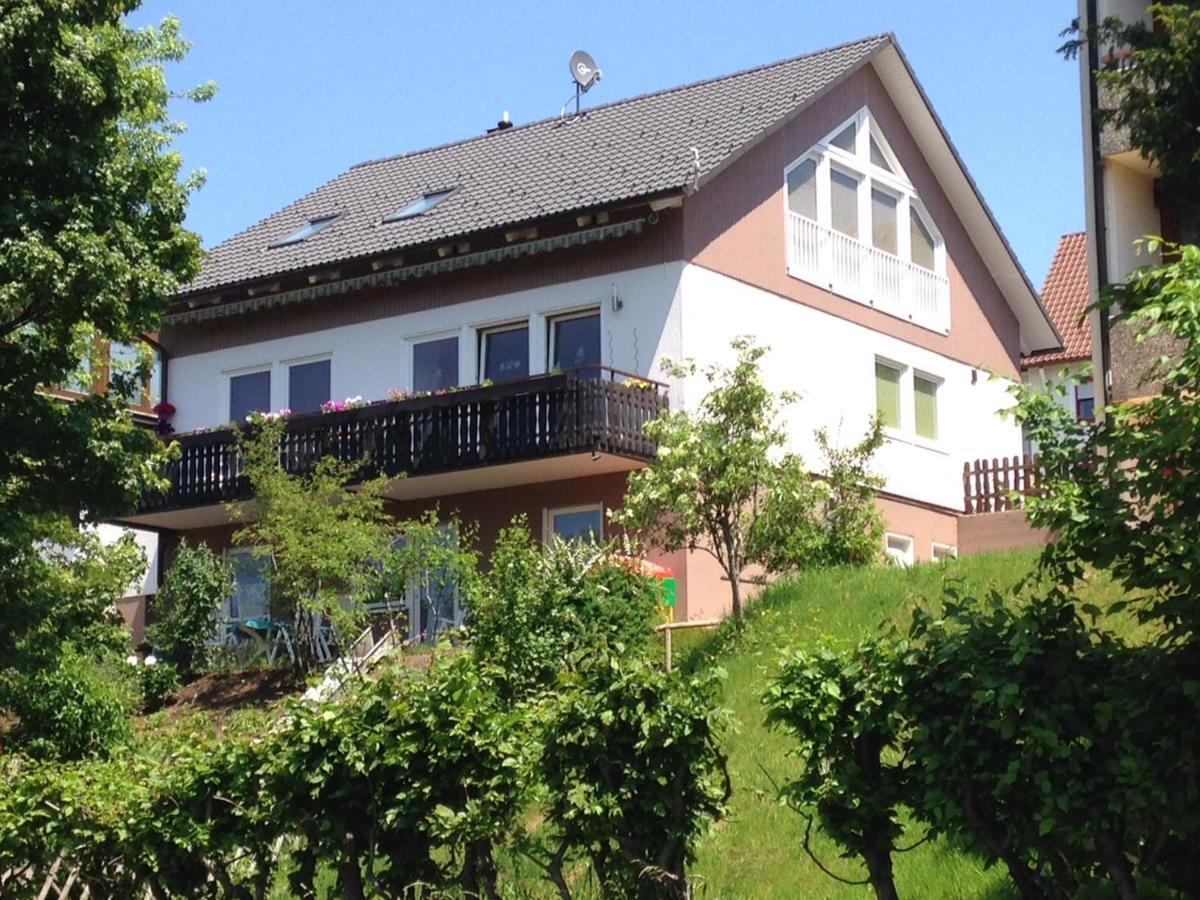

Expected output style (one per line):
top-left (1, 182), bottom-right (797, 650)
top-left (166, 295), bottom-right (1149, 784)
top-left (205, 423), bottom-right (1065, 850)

top-left (152, 401), bottom-right (176, 416)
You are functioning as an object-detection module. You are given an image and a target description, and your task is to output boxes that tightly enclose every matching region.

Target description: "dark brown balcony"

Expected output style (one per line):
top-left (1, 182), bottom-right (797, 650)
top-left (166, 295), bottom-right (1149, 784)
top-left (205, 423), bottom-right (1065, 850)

top-left (125, 369), bottom-right (667, 528)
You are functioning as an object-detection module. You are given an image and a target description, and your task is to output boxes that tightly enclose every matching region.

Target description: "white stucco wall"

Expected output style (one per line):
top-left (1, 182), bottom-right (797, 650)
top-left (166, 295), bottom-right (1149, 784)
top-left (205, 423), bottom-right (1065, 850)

top-left (96, 523), bottom-right (159, 596)
top-left (169, 262), bottom-right (686, 433)
top-left (1104, 161), bottom-right (1161, 283)
top-left (675, 265), bottom-right (1022, 512)
top-left (167, 258), bottom-right (1023, 514)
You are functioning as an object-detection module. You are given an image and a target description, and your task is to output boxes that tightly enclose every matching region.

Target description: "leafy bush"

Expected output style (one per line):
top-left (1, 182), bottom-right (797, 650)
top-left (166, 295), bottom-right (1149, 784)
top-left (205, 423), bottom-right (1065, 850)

top-left (147, 542), bottom-right (233, 677)
top-left (539, 654), bottom-right (731, 899)
top-left (765, 639), bottom-right (908, 900)
top-left (6, 649), bottom-right (134, 760)
top-left (133, 658), bottom-right (180, 713)
top-left (466, 521), bottom-right (661, 698)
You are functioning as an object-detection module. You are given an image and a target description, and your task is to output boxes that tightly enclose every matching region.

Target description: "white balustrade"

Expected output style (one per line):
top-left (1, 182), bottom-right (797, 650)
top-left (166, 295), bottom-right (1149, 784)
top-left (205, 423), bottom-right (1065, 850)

top-left (787, 212), bottom-right (950, 332)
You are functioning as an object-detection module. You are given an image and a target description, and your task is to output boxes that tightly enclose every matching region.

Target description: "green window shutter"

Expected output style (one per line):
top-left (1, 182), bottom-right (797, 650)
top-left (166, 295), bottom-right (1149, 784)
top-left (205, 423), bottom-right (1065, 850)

top-left (914, 375), bottom-right (939, 439)
top-left (875, 362), bottom-right (901, 429)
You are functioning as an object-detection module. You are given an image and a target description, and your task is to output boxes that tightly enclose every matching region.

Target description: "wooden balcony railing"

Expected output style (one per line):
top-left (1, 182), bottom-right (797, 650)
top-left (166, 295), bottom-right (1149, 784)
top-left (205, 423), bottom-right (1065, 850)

top-left (963, 455), bottom-right (1039, 514)
top-left (139, 369), bottom-right (668, 515)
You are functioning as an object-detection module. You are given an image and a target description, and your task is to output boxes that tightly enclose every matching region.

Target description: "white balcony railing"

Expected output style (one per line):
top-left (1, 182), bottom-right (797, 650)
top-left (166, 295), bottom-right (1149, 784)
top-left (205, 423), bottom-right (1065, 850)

top-left (787, 212), bottom-right (950, 333)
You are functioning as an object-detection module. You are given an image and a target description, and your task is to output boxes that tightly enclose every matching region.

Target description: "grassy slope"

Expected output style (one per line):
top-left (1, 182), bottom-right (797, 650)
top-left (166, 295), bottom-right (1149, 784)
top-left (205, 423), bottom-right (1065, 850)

top-left (679, 549), bottom-right (1130, 900)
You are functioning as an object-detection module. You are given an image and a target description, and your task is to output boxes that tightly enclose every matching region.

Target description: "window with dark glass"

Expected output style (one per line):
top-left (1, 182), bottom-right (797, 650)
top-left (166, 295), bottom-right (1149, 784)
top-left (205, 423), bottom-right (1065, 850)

top-left (413, 337), bottom-right (459, 392)
top-left (550, 311), bottom-right (601, 375)
top-left (288, 359), bottom-right (331, 414)
top-left (480, 324), bottom-right (529, 382)
top-left (1075, 381), bottom-right (1095, 421)
top-left (549, 506), bottom-right (604, 543)
top-left (226, 549), bottom-right (270, 622)
top-left (229, 370), bottom-right (271, 422)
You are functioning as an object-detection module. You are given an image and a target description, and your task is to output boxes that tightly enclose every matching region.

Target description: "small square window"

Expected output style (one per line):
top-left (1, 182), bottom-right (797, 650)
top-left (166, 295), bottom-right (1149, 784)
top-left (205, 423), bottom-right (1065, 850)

top-left (480, 324), bottom-right (529, 382)
top-left (885, 533), bottom-right (914, 567)
top-left (932, 543), bottom-right (958, 562)
top-left (230, 370), bottom-right (271, 422)
top-left (288, 359), bottom-right (331, 414)
top-left (550, 311), bottom-right (601, 375)
top-left (413, 336), bottom-right (459, 392)
top-left (547, 505), bottom-right (604, 544)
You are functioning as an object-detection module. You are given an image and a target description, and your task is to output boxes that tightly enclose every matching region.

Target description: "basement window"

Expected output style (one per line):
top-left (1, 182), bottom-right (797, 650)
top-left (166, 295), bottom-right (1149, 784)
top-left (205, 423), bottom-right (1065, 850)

top-left (269, 215), bottom-right (339, 248)
top-left (385, 189), bottom-right (454, 222)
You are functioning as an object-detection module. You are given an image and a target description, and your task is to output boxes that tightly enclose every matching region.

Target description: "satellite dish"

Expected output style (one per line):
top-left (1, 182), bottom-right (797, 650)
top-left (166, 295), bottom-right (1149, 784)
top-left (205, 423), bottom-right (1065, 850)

top-left (569, 50), bottom-right (601, 93)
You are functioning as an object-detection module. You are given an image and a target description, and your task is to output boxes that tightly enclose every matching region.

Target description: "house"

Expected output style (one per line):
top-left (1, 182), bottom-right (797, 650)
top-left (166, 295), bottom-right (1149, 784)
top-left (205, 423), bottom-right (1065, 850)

top-left (1023, 232), bottom-right (1095, 434)
top-left (108, 33), bottom-right (1061, 627)
top-left (1074, 0), bottom-right (1198, 405)
top-left (46, 335), bottom-right (166, 642)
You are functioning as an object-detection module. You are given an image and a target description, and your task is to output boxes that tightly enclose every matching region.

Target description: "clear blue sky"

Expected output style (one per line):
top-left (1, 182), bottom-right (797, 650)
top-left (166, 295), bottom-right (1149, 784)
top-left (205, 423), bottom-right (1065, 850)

top-left (129, 1), bottom-right (1083, 288)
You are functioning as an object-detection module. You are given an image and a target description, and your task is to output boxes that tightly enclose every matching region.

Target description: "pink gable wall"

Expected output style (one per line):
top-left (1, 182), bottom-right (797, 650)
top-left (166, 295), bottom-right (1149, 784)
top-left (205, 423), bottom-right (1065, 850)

top-left (682, 65), bottom-right (1024, 379)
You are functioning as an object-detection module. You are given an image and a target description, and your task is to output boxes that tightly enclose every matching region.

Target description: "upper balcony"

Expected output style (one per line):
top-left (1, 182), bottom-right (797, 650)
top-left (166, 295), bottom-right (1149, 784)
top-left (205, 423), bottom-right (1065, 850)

top-left (787, 212), bottom-right (950, 333)
top-left (123, 369), bottom-right (668, 530)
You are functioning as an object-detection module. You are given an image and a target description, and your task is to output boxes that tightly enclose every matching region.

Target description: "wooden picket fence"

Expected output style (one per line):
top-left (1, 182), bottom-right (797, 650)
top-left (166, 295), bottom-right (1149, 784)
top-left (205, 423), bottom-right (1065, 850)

top-left (962, 455), bottom-right (1039, 514)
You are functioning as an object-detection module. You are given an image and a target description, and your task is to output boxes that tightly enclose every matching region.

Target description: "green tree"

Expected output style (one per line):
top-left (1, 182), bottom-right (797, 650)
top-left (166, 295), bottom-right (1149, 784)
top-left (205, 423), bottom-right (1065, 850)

top-left (147, 543), bottom-right (234, 678)
top-left (615, 337), bottom-right (881, 620)
top-left (0, 2), bottom-right (210, 523)
top-left (0, 2), bottom-right (209, 755)
top-left (231, 416), bottom-right (396, 672)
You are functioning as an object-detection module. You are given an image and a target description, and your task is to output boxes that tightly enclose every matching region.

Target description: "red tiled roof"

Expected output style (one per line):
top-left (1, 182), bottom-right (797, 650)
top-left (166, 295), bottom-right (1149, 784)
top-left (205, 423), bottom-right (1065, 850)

top-left (1026, 232), bottom-right (1092, 367)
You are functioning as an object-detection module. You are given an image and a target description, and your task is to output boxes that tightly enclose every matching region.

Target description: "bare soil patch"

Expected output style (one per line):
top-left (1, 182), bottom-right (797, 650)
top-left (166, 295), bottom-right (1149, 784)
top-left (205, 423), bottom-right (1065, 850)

top-left (166, 667), bottom-right (301, 720)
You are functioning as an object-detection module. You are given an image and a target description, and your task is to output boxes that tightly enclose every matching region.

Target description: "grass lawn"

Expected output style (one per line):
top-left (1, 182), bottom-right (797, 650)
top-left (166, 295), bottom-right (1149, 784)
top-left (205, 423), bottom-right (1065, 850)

top-left (674, 549), bottom-right (1134, 900)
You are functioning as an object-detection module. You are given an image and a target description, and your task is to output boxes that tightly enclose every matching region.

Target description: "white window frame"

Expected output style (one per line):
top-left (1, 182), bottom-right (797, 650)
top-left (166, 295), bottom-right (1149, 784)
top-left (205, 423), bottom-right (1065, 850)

top-left (874, 356), bottom-right (944, 450)
top-left (547, 306), bottom-right (602, 374)
top-left (911, 368), bottom-right (942, 442)
top-left (544, 503), bottom-right (605, 545)
top-left (477, 320), bottom-right (531, 383)
top-left (225, 363), bottom-right (273, 423)
top-left (283, 353), bottom-right (333, 413)
top-left (222, 547), bottom-right (271, 623)
top-left (408, 331), bottom-right (461, 393)
top-left (885, 533), bottom-right (915, 567)
top-left (931, 542), bottom-right (958, 562)
top-left (783, 107), bottom-right (949, 332)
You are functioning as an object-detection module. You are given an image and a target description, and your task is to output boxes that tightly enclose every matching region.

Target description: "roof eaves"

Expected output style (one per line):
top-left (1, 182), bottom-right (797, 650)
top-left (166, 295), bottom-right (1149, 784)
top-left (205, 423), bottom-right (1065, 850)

top-left (175, 188), bottom-right (685, 303)
top-left (872, 41), bottom-right (1062, 353)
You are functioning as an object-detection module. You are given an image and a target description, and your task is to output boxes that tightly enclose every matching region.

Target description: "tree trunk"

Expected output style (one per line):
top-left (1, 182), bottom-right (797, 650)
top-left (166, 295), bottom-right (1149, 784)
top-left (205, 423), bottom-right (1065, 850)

top-left (961, 789), bottom-right (1047, 900)
top-left (1096, 832), bottom-right (1139, 900)
top-left (728, 568), bottom-right (743, 620)
top-left (861, 845), bottom-right (900, 900)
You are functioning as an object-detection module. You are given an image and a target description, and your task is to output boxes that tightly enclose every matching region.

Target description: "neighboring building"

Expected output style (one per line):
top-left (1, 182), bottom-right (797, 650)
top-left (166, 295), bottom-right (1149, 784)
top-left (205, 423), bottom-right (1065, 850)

top-left (1075, 0), bottom-right (1198, 405)
top-left (45, 336), bottom-right (167, 641)
top-left (109, 34), bottom-right (1060, 623)
top-left (1023, 232), bottom-right (1095, 438)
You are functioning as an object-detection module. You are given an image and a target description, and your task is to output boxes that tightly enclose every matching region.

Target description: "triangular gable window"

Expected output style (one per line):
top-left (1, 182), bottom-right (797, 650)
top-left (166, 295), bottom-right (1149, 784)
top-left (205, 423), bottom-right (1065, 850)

top-left (870, 135), bottom-right (893, 173)
top-left (830, 121), bottom-right (856, 152)
top-left (782, 107), bottom-right (948, 332)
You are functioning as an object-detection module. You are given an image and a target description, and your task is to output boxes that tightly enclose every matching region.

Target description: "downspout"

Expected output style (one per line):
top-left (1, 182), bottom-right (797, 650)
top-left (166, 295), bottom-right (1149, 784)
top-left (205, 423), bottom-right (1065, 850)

top-left (1084, 0), bottom-right (1113, 406)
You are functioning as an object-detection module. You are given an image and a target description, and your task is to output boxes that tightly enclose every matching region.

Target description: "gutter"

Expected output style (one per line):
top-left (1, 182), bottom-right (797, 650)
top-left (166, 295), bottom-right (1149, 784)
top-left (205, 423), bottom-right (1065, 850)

top-left (167, 218), bottom-right (647, 326)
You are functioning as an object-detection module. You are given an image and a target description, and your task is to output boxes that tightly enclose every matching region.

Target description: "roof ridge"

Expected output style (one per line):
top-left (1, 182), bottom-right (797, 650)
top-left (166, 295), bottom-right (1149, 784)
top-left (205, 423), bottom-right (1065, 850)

top-left (349, 33), bottom-right (892, 172)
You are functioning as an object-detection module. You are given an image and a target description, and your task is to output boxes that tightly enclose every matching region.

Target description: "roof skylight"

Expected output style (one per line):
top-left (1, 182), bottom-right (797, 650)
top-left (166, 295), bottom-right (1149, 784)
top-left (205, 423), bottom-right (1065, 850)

top-left (270, 215), bottom-right (339, 248)
top-left (384, 189), bottom-right (454, 223)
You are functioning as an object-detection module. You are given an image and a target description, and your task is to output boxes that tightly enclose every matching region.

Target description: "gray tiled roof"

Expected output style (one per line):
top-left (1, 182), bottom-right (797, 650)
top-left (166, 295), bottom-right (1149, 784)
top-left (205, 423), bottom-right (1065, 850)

top-left (184, 34), bottom-right (890, 296)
